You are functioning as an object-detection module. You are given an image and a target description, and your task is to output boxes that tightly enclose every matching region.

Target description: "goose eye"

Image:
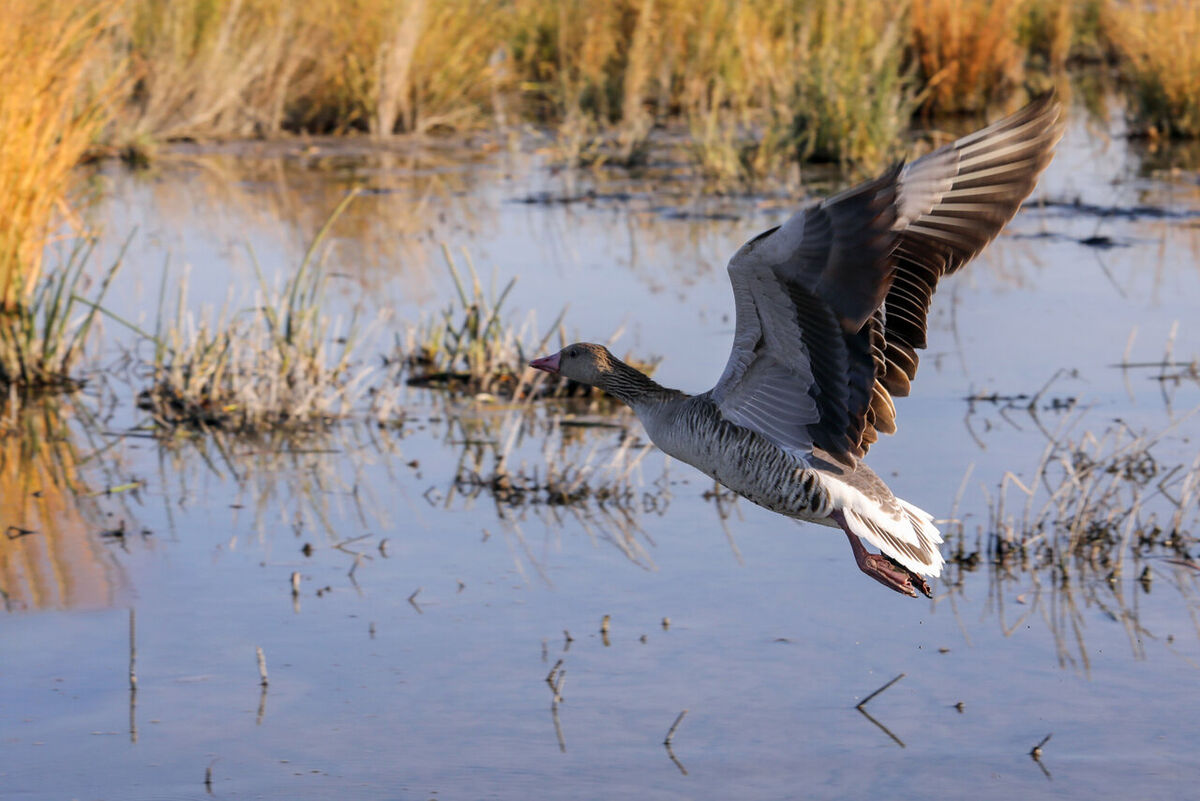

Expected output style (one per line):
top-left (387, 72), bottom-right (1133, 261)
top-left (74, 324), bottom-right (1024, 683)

top-left (568, 348), bottom-right (579, 358)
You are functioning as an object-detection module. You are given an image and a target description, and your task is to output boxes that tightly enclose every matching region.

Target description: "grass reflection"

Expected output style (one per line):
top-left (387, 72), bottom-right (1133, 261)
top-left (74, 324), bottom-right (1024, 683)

top-left (0, 395), bottom-right (124, 612)
top-left (940, 400), bottom-right (1200, 669)
top-left (437, 404), bottom-right (670, 573)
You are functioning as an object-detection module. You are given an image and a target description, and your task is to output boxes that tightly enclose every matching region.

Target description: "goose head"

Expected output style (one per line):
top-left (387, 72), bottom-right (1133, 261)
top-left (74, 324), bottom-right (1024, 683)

top-left (529, 342), bottom-right (614, 388)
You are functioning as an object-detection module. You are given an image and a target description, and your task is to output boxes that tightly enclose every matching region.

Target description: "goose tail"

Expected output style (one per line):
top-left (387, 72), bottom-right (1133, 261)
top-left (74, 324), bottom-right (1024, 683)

top-left (839, 498), bottom-right (945, 578)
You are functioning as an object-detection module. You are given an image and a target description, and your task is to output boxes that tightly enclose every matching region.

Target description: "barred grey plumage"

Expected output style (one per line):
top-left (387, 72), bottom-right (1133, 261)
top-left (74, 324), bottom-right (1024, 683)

top-left (531, 93), bottom-right (1064, 598)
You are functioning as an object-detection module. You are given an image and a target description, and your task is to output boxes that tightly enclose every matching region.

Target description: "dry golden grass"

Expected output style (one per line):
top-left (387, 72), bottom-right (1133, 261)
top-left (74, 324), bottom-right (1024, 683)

top-left (0, 1), bottom-right (121, 311)
top-left (1018, 0), bottom-right (1074, 69)
top-left (15, 0), bottom-right (1200, 164)
top-left (1103, 0), bottom-right (1200, 137)
top-left (911, 0), bottom-right (1025, 112)
top-left (117, 0), bottom-right (317, 144)
top-left (15, 0), bottom-right (1200, 183)
top-left (302, 0), bottom-right (506, 135)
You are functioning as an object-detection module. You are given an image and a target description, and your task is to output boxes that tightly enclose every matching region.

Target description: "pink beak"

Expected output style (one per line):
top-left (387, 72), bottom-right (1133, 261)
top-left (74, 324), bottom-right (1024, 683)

top-left (529, 352), bottom-right (561, 374)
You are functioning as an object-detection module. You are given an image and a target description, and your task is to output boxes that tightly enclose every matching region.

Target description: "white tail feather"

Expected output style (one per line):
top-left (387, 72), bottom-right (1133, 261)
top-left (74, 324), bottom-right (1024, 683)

top-left (837, 496), bottom-right (944, 577)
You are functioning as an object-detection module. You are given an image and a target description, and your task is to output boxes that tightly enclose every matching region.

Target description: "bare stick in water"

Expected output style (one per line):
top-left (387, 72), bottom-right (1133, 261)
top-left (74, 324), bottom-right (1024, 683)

top-left (256, 646), bottom-right (269, 687)
top-left (1030, 732), bottom-right (1053, 779)
top-left (257, 685), bottom-right (268, 726)
top-left (128, 608), bottom-right (137, 690)
top-left (856, 673), bottom-right (905, 709)
top-left (553, 669), bottom-right (566, 704)
top-left (663, 709), bottom-right (688, 745)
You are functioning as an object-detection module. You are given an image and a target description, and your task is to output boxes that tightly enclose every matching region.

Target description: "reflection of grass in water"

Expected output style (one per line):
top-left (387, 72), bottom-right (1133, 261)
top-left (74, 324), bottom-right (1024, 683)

top-left (116, 149), bottom-right (494, 288)
top-left (941, 404), bottom-right (1200, 670)
top-left (153, 422), bottom-right (401, 554)
top-left (439, 406), bottom-right (669, 571)
top-left (0, 397), bottom-right (122, 612)
top-left (450, 409), bottom-right (659, 509)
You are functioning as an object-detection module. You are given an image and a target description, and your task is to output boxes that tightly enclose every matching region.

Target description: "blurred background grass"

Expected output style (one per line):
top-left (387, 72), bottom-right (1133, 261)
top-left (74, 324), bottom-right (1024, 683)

top-left (2, 0), bottom-right (1198, 333)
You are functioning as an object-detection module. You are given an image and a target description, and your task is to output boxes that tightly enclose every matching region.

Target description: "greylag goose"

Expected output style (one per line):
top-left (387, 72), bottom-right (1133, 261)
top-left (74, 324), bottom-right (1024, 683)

top-left (531, 94), bottom-right (1064, 597)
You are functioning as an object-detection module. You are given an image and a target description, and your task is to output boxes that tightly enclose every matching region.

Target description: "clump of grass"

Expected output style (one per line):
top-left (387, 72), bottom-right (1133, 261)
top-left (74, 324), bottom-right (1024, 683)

top-left (910, 0), bottom-right (1025, 113)
top-left (938, 411), bottom-right (1200, 669)
top-left (137, 192), bottom-right (380, 433)
top-left (400, 245), bottom-right (563, 399)
top-left (301, 0), bottom-right (506, 136)
top-left (0, 239), bottom-right (125, 392)
top-left (1103, 0), bottom-right (1200, 138)
top-left (969, 416), bottom-right (1200, 584)
top-left (789, 0), bottom-right (916, 169)
top-left (0, 0), bottom-right (121, 311)
top-left (400, 245), bottom-right (659, 402)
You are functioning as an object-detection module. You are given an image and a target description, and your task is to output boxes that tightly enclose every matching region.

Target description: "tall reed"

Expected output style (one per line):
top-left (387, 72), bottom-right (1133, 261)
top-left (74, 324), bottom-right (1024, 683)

top-left (117, 0), bottom-right (318, 144)
top-left (1103, 0), bottom-right (1200, 137)
top-left (0, 1), bottom-right (120, 311)
top-left (911, 0), bottom-right (1025, 112)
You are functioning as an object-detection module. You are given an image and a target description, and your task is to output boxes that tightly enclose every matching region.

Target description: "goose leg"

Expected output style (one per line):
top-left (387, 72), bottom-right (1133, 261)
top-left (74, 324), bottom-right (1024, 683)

top-left (831, 511), bottom-right (931, 598)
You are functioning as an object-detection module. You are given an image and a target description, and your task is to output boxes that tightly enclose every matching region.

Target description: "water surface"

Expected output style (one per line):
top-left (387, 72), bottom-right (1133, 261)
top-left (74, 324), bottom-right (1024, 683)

top-left (3, 102), bottom-right (1200, 799)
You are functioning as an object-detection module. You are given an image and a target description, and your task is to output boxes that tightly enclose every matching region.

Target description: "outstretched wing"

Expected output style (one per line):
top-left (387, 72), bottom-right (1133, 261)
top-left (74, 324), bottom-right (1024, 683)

top-left (710, 93), bottom-right (1064, 466)
top-left (710, 166), bottom-right (901, 464)
top-left (879, 92), bottom-right (1064, 399)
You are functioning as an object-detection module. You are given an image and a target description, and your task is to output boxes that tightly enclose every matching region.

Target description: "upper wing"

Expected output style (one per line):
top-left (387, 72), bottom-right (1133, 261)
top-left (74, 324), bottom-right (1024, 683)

top-left (710, 166), bottom-right (900, 464)
top-left (710, 93), bottom-right (1064, 466)
top-left (880, 93), bottom-right (1065, 397)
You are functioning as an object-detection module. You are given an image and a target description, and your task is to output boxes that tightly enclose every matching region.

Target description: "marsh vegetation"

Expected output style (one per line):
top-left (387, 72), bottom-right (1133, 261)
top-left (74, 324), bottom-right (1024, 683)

top-left (2, 1), bottom-right (1200, 798)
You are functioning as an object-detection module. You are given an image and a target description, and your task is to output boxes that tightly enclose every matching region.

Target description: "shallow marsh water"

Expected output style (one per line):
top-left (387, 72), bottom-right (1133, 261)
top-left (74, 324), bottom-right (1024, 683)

top-left (3, 104), bottom-right (1200, 799)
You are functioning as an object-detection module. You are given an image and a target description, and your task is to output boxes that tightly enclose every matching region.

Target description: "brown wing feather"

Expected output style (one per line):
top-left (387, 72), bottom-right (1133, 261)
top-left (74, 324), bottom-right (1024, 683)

top-left (877, 93), bottom-right (1064, 402)
top-left (713, 94), bottom-right (1062, 465)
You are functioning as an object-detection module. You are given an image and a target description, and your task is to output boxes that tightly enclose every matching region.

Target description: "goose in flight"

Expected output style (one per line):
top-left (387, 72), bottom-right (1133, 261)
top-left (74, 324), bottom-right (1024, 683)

top-left (531, 94), bottom-right (1064, 597)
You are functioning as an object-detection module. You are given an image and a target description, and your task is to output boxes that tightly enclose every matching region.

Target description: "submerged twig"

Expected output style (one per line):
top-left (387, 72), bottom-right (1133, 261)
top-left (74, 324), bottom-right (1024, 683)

top-left (856, 706), bottom-right (906, 748)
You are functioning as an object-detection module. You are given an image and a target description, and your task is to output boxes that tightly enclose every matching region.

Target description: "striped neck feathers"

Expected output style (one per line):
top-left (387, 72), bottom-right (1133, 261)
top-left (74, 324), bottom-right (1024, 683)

top-left (596, 358), bottom-right (674, 406)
